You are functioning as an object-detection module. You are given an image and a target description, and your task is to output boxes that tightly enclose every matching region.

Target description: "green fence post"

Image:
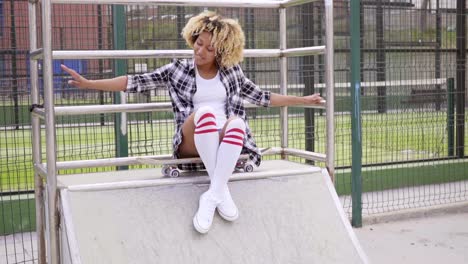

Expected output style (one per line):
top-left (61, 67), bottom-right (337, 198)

top-left (447, 78), bottom-right (455, 157)
top-left (350, 0), bottom-right (363, 227)
top-left (113, 5), bottom-right (128, 170)
top-left (456, 0), bottom-right (466, 158)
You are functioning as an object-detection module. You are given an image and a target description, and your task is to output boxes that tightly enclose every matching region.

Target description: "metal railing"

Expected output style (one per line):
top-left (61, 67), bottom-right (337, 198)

top-left (28, 0), bottom-right (334, 263)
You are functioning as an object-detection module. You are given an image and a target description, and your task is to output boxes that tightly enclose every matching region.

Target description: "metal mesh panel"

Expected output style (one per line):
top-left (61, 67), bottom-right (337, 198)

top-left (285, 3), bottom-right (327, 166)
top-left (338, 0), bottom-right (468, 216)
top-left (1, 1), bottom-right (467, 262)
top-left (1, 1), bottom-right (38, 263)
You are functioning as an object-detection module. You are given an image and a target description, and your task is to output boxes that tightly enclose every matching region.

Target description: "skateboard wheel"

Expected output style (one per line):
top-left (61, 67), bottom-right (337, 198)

top-left (162, 166), bottom-right (170, 176)
top-left (244, 163), bottom-right (254, 173)
top-left (169, 168), bottom-right (180, 178)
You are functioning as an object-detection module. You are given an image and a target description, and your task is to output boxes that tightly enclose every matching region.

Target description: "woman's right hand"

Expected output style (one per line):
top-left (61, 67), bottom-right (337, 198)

top-left (61, 64), bottom-right (91, 89)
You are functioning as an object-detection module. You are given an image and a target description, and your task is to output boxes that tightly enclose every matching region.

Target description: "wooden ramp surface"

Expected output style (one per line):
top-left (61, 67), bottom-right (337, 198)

top-left (58, 160), bottom-right (368, 264)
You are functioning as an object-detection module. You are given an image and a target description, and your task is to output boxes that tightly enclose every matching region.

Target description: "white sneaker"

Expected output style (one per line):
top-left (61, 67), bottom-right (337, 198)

top-left (193, 191), bottom-right (220, 234)
top-left (217, 186), bottom-right (239, 221)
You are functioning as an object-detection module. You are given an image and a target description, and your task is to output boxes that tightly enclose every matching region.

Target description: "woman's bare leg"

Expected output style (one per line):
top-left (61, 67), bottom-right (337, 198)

top-left (178, 113), bottom-right (199, 158)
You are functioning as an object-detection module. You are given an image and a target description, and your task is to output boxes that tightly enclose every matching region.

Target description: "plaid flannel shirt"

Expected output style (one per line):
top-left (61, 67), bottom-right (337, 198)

top-left (126, 58), bottom-right (271, 171)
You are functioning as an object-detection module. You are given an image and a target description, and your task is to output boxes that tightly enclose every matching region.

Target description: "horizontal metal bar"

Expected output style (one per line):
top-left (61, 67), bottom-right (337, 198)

top-left (288, 100), bottom-right (326, 109)
top-left (54, 102), bottom-right (172, 115)
top-left (282, 0), bottom-right (320, 8)
top-left (53, 50), bottom-right (193, 60)
top-left (137, 154), bottom-right (249, 166)
top-left (50, 0), bottom-right (318, 8)
top-left (65, 166), bottom-right (321, 192)
top-left (51, 47), bottom-right (324, 60)
top-left (244, 49), bottom-right (280, 58)
top-left (362, 1), bottom-right (414, 7)
top-left (31, 48), bottom-right (468, 59)
top-left (282, 46), bottom-right (325, 57)
top-left (283, 148), bottom-right (327, 162)
top-left (336, 48), bottom-right (461, 53)
top-left (55, 148), bottom-right (281, 170)
top-left (54, 101), bottom-right (264, 116)
top-left (314, 78), bottom-right (448, 89)
top-left (137, 147), bottom-right (279, 166)
top-left (53, 147), bottom-right (326, 171)
top-left (51, 0), bottom-right (282, 8)
top-left (52, 49), bottom-right (281, 59)
top-left (55, 155), bottom-right (171, 170)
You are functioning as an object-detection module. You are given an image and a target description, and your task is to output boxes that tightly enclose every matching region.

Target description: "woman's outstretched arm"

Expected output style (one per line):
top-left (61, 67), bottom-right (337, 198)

top-left (61, 64), bottom-right (127, 92)
top-left (269, 93), bottom-right (324, 107)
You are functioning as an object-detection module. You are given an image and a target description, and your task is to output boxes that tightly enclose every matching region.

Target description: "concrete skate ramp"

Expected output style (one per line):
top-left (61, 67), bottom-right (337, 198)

top-left (59, 160), bottom-right (368, 264)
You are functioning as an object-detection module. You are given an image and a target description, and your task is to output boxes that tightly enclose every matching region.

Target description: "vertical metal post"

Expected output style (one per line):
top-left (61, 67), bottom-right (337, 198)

top-left (350, 0), bottom-right (362, 227)
top-left (447, 78), bottom-right (455, 157)
top-left (9, 0), bottom-right (19, 130)
top-left (456, 0), bottom-right (466, 158)
top-left (279, 7), bottom-right (288, 155)
top-left (98, 5), bottom-right (106, 126)
top-left (435, 0), bottom-right (442, 111)
top-left (244, 9), bottom-right (257, 83)
top-left (317, 3), bottom-right (324, 108)
top-left (112, 5), bottom-right (129, 170)
top-left (245, 8), bottom-right (258, 119)
top-left (303, 2), bottom-right (315, 165)
top-left (376, 0), bottom-right (386, 113)
top-left (176, 6), bottom-right (185, 49)
top-left (359, 1), bottom-right (364, 94)
top-left (28, 2), bottom-right (46, 263)
top-left (41, 0), bottom-right (60, 262)
top-left (325, 0), bottom-right (335, 180)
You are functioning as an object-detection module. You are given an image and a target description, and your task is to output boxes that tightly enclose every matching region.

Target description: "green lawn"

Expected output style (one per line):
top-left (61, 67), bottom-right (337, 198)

top-left (1, 110), bottom-right (465, 192)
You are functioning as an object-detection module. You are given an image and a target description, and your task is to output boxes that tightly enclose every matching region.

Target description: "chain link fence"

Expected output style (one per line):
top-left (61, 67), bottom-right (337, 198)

top-left (0, 0), bottom-right (466, 263)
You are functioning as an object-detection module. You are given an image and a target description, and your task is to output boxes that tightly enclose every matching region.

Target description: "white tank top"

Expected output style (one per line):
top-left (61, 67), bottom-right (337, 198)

top-left (193, 68), bottom-right (227, 129)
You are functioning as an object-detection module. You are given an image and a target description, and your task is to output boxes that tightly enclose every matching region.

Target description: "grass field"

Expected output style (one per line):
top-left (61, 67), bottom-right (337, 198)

top-left (1, 111), bottom-right (466, 192)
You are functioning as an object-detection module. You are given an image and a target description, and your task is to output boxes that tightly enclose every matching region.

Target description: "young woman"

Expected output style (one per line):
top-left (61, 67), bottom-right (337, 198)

top-left (61, 11), bottom-right (323, 234)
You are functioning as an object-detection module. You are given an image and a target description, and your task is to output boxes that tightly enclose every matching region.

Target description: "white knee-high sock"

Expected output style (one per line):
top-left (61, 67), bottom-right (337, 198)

top-left (210, 118), bottom-right (246, 199)
top-left (194, 106), bottom-right (219, 178)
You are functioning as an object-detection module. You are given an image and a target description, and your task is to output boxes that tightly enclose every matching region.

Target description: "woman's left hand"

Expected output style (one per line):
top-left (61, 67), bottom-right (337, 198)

top-left (270, 92), bottom-right (325, 107)
top-left (303, 93), bottom-right (324, 104)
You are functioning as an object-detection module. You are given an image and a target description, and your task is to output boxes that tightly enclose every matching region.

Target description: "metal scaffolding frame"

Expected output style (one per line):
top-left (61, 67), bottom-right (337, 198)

top-left (28, 0), bottom-right (334, 263)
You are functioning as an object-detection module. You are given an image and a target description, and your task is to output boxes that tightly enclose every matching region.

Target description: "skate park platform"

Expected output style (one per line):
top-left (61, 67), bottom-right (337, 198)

top-left (57, 160), bottom-right (368, 264)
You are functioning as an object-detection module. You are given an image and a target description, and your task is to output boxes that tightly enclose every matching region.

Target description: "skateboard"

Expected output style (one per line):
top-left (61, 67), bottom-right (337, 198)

top-left (137, 148), bottom-right (271, 178)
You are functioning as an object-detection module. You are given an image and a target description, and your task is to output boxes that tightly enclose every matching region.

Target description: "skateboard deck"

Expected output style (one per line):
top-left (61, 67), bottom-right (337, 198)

top-left (136, 148), bottom-right (272, 177)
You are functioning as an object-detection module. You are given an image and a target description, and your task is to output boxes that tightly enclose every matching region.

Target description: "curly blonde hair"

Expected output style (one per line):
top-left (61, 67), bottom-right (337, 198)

top-left (181, 11), bottom-right (245, 68)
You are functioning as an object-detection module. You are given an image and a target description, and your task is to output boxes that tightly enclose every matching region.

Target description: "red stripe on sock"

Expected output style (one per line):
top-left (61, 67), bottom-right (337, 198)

top-left (226, 128), bottom-right (245, 135)
top-left (196, 121), bottom-right (217, 130)
top-left (222, 139), bottom-right (244, 146)
top-left (194, 129), bottom-right (219, 134)
top-left (197, 113), bottom-right (216, 124)
top-left (223, 134), bottom-right (244, 141)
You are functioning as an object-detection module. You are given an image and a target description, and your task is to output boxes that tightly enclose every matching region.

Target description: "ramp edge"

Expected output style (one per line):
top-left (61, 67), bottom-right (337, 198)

top-left (60, 189), bottom-right (82, 264)
top-left (65, 167), bottom-right (321, 192)
top-left (321, 168), bottom-right (370, 264)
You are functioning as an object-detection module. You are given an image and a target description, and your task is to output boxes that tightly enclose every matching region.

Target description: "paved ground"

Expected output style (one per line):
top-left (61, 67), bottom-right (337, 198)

top-left (355, 212), bottom-right (468, 264)
top-left (2, 209), bottom-right (468, 263)
top-left (0, 232), bottom-right (36, 264)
